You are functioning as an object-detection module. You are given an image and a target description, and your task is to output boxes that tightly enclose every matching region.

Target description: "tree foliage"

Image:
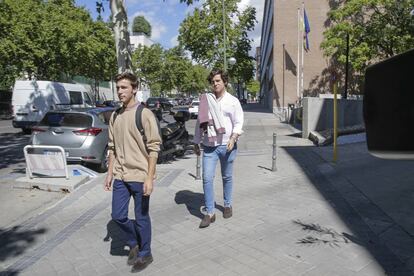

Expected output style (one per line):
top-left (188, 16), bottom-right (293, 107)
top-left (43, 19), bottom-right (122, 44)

top-left (132, 45), bottom-right (208, 96)
top-left (0, 0), bottom-right (116, 88)
top-left (178, 0), bottom-right (256, 83)
top-left (133, 44), bottom-right (164, 94)
top-left (133, 16), bottom-right (152, 37)
top-left (321, 0), bottom-right (414, 92)
top-left (246, 79), bottom-right (259, 96)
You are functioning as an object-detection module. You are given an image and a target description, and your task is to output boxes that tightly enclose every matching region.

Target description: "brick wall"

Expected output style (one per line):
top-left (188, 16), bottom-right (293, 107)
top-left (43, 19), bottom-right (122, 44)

top-left (270, 0), bottom-right (331, 109)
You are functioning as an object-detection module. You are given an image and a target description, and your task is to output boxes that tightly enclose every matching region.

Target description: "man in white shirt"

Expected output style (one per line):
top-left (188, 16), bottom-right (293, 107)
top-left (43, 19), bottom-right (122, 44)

top-left (194, 69), bottom-right (244, 228)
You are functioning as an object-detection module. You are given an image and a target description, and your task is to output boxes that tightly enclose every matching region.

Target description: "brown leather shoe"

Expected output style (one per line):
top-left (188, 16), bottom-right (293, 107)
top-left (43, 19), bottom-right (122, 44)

top-left (131, 254), bottom-right (153, 273)
top-left (223, 207), bottom-right (232, 219)
top-left (199, 214), bottom-right (216, 228)
top-left (127, 245), bottom-right (139, 266)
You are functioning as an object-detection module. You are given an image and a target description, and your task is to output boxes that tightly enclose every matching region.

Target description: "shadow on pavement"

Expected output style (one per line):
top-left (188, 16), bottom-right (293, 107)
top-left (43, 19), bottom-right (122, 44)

top-left (284, 145), bottom-right (414, 275)
top-left (292, 219), bottom-right (351, 247)
top-left (0, 225), bottom-right (47, 263)
top-left (241, 103), bottom-right (273, 114)
top-left (104, 220), bottom-right (128, 256)
top-left (287, 132), bottom-right (303, 138)
top-left (257, 165), bottom-right (272, 172)
top-left (0, 132), bottom-right (30, 170)
top-left (174, 190), bottom-right (205, 219)
top-left (0, 270), bottom-right (19, 276)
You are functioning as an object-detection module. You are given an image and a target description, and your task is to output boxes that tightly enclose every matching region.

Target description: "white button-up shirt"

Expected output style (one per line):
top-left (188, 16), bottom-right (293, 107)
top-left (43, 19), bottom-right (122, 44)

top-left (193, 91), bottom-right (244, 146)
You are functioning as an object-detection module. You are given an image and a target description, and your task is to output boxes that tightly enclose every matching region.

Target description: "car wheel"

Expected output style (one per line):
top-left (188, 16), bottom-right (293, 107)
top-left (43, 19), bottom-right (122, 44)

top-left (22, 128), bottom-right (32, 134)
top-left (97, 147), bottom-right (108, 173)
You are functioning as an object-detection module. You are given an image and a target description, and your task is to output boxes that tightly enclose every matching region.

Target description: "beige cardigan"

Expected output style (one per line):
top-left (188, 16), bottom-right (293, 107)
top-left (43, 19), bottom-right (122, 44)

top-left (108, 106), bottom-right (161, 182)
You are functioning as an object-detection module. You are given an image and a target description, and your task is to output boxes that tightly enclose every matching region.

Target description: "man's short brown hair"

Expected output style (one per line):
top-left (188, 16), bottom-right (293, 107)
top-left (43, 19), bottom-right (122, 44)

top-left (115, 72), bottom-right (139, 89)
top-left (208, 69), bottom-right (229, 87)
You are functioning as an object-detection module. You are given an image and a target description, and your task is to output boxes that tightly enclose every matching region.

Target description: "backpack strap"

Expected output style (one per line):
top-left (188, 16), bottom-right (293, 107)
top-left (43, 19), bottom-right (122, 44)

top-left (113, 106), bottom-right (122, 122)
top-left (135, 103), bottom-right (146, 141)
top-left (136, 104), bottom-right (163, 152)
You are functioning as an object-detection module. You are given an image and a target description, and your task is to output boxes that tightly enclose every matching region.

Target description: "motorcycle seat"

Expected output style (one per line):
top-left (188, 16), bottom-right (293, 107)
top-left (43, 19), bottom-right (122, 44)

top-left (162, 123), bottom-right (181, 138)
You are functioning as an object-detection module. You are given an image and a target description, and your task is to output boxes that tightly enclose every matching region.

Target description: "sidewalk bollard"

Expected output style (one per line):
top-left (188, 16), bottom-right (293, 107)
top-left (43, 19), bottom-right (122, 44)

top-left (196, 153), bottom-right (201, 180)
top-left (272, 132), bottom-right (277, 171)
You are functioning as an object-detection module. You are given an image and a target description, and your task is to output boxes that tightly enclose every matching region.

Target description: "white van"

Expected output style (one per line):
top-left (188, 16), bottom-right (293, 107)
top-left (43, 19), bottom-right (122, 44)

top-left (12, 80), bottom-right (94, 133)
top-left (62, 83), bottom-right (94, 109)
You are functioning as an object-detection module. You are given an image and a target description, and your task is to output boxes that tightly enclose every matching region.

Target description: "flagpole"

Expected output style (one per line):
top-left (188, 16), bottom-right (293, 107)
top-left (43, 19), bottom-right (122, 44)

top-left (296, 8), bottom-right (301, 100)
top-left (300, 2), bottom-right (305, 99)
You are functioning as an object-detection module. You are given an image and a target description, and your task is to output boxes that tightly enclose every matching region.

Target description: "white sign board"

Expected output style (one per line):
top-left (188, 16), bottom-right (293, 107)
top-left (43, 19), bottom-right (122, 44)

top-left (24, 145), bottom-right (69, 179)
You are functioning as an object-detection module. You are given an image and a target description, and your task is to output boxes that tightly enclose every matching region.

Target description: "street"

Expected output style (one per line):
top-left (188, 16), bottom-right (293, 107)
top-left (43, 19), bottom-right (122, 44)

top-left (0, 119), bottom-right (29, 169)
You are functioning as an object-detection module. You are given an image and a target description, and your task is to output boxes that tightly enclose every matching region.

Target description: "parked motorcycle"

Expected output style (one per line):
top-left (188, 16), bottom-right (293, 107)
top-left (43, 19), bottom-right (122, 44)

top-left (158, 109), bottom-right (193, 163)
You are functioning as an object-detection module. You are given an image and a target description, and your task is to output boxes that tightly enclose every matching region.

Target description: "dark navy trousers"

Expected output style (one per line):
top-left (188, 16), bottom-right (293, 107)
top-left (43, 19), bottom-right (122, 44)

top-left (111, 179), bottom-right (151, 257)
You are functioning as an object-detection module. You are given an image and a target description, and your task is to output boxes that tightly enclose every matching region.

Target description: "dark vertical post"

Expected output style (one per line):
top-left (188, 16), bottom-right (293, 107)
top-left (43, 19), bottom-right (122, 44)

top-left (272, 132), bottom-right (277, 171)
top-left (344, 33), bottom-right (350, 99)
top-left (196, 153), bottom-right (201, 180)
top-left (282, 44), bottom-right (285, 113)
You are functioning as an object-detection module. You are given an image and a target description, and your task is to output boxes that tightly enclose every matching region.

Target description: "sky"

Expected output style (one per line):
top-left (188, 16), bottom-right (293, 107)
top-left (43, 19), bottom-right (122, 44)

top-left (74, 0), bottom-right (264, 55)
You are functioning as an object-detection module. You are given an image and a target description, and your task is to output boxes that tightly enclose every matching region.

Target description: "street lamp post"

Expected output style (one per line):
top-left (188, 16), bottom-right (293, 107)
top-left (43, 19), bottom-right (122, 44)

top-left (222, 0), bottom-right (227, 71)
top-left (227, 57), bottom-right (238, 97)
top-left (227, 57), bottom-right (236, 94)
top-left (228, 57), bottom-right (236, 67)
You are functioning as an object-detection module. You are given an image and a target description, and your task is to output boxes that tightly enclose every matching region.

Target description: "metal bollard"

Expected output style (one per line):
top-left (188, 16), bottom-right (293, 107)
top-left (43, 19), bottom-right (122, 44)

top-left (272, 132), bottom-right (277, 171)
top-left (196, 153), bottom-right (201, 180)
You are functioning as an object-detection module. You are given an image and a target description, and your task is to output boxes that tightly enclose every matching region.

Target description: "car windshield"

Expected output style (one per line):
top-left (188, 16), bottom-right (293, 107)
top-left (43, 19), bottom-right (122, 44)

top-left (146, 98), bottom-right (160, 103)
top-left (39, 112), bottom-right (92, 127)
top-left (192, 102), bottom-right (200, 106)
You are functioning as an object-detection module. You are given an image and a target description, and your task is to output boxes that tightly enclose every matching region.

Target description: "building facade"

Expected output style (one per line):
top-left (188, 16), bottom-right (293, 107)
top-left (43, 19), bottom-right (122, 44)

top-left (129, 32), bottom-right (154, 51)
top-left (259, 0), bottom-right (331, 114)
top-left (129, 32), bottom-right (154, 97)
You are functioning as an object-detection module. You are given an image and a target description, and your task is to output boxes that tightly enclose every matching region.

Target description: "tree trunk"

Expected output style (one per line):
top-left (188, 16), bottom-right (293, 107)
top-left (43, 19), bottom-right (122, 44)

top-left (110, 0), bottom-right (133, 73)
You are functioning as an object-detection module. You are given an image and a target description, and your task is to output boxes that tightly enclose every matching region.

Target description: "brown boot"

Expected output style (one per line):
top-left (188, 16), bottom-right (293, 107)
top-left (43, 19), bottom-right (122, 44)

top-left (131, 254), bottom-right (153, 273)
top-left (127, 245), bottom-right (139, 265)
top-left (199, 214), bottom-right (216, 228)
top-left (223, 206), bottom-right (232, 219)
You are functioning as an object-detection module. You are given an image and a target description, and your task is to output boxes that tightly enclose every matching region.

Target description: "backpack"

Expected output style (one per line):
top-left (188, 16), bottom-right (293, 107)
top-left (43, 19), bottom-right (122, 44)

top-left (114, 104), bottom-right (163, 151)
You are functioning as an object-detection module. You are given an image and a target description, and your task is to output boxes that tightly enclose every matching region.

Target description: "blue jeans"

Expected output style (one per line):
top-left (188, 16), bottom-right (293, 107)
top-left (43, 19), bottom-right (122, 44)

top-left (111, 179), bottom-right (151, 257)
top-left (202, 144), bottom-right (238, 214)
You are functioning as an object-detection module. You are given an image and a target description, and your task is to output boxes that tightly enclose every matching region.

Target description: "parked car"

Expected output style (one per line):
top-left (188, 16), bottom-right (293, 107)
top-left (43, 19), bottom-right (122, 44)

top-left (188, 100), bottom-right (200, 118)
top-left (167, 98), bottom-right (178, 106)
top-left (103, 100), bottom-right (122, 108)
top-left (146, 97), bottom-right (174, 112)
top-left (175, 98), bottom-right (184, 106)
top-left (31, 107), bottom-right (114, 172)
